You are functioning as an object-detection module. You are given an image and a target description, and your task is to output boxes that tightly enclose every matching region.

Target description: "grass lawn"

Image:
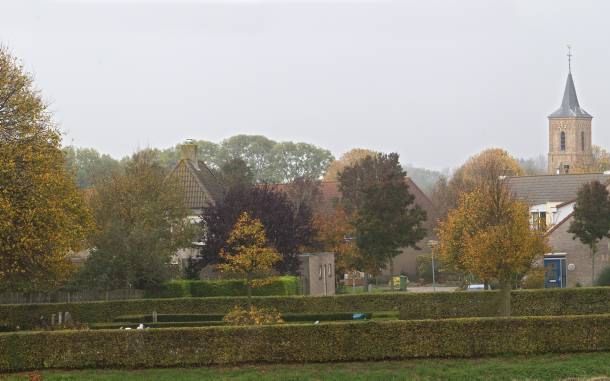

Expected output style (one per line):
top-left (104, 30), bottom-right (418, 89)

top-left (3, 352), bottom-right (610, 381)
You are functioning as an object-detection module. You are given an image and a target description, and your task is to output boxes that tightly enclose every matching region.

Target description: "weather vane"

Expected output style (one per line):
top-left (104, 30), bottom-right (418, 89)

top-left (567, 45), bottom-right (572, 73)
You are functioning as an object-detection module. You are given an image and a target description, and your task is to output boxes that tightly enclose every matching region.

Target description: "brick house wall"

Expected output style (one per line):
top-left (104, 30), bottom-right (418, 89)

top-left (546, 215), bottom-right (610, 287)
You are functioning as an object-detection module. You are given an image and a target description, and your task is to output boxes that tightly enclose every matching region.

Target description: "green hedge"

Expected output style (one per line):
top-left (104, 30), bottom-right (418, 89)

top-left (147, 276), bottom-right (299, 298)
top-left (114, 312), bottom-right (372, 324)
top-left (4, 288), bottom-right (610, 328)
top-left (2, 314), bottom-right (610, 371)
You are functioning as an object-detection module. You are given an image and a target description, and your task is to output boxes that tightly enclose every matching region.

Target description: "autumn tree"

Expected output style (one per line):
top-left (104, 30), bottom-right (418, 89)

top-left (78, 150), bottom-right (195, 290)
top-left (437, 183), bottom-right (548, 316)
top-left (218, 212), bottom-right (281, 305)
top-left (313, 206), bottom-right (363, 276)
top-left (324, 148), bottom-right (378, 181)
top-left (0, 47), bottom-right (93, 291)
top-left (193, 184), bottom-right (314, 276)
top-left (568, 181), bottom-right (610, 285)
top-left (339, 153), bottom-right (427, 285)
top-left (432, 148), bottom-right (523, 217)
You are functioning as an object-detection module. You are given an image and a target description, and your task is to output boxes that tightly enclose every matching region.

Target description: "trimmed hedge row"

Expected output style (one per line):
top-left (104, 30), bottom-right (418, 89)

top-left (2, 314), bottom-right (610, 371)
top-left (113, 312), bottom-right (374, 324)
top-left (147, 276), bottom-right (299, 298)
top-left (4, 287), bottom-right (610, 328)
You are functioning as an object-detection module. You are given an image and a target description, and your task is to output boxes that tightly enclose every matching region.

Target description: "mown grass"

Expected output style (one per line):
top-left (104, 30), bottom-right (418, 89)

top-left (3, 351), bottom-right (610, 381)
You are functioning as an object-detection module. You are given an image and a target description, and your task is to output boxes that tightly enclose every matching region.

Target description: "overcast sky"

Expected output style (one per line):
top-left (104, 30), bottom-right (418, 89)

top-left (2, 0), bottom-right (610, 170)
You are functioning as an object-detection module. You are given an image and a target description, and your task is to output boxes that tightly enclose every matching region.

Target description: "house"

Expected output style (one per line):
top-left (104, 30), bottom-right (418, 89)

top-left (507, 173), bottom-right (610, 287)
top-left (167, 142), bottom-right (224, 266)
top-left (274, 179), bottom-right (438, 281)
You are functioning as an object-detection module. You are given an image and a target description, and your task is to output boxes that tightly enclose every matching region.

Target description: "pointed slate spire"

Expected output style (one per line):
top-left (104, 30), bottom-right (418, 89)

top-left (549, 72), bottom-right (592, 118)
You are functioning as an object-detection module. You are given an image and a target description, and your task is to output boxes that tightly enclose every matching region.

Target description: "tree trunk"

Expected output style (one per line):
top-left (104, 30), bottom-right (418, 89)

top-left (498, 280), bottom-right (512, 317)
top-left (591, 244), bottom-right (597, 286)
top-left (246, 273), bottom-right (252, 308)
top-left (389, 260), bottom-right (394, 291)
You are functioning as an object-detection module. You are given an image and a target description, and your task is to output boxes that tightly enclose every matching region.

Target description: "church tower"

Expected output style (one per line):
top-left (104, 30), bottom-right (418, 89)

top-left (548, 51), bottom-right (593, 174)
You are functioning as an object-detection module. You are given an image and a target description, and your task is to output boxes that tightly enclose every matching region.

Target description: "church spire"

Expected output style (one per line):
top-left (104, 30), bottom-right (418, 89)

top-left (549, 47), bottom-right (592, 119)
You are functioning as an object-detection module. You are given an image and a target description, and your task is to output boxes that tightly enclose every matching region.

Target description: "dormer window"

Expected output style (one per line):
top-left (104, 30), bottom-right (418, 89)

top-left (560, 131), bottom-right (566, 151)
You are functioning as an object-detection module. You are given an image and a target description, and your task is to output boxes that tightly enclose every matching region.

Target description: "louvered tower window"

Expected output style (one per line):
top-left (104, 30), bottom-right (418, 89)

top-left (560, 131), bottom-right (566, 151)
top-left (581, 131), bottom-right (585, 151)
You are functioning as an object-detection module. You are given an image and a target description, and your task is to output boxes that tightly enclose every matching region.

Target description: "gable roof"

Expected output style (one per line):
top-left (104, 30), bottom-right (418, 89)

top-left (168, 159), bottom-right (224, 210)
top-left (273, 178), bottom-right (437, 228)
top-left (506, 173), bottom-right (610, 206)
top-left (549, 72), bottom-right (592, 118)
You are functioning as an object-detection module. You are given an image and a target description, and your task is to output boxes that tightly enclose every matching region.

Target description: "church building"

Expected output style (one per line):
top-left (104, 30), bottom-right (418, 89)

top-left (507, 55), bottom-right (610, 287)
top-left (547, 57), bottom-right (594, 174)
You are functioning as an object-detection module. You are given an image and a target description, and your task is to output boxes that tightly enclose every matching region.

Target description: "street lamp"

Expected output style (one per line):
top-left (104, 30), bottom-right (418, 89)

top-left (427, 240), bottom-right (438, 292)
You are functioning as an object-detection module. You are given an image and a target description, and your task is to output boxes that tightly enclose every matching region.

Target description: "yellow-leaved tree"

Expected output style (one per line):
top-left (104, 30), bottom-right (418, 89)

top-left (0, 47), bottom-right (93, 291)
top-left (437, 182), bottom-right (549, 316)
top-left (218, 212), bottom-right (281, 305)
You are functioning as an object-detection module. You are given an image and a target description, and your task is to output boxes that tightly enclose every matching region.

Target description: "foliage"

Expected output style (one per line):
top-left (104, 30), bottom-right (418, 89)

top-left (517, 155), bottom-right (547, 176)
top-left (5, 288), bottom-right (610, 328)
top-left (217, 212), bottom-right (282, 302)
top-left (280, 176), bottom-right (322, 217)
top-left (194, 184), bottom-right (314, 275)
top-left (568, 180), bottom-right (610, 284)
top-left (63, 146), bottom-right (121, 188)
top-left (521, 268), bottom-right (546, 289)
top-left (147, 276), bottom-right (298, 298)
top-left (218, 158), bottom-right (254, 191)
top-left (591, 145), bottom-right (610, 172)
top-left (415, 254), bottom-right (444, 283)
top-left (338, 152), bottom-right (427, 277)
top-left (596, 267), bottom-right (610, 286)
top-left (437, 183), bottom-right (549, 315)
top-left (324, 148), bottom-right (377, 181)
top-left (431, 148), bottom-right (523, 217)
top-left (3, 315), bottom-right (610, 371)
top-left (78, 150), bottom-right (196, 290)
top-left (0, 47), bottom-right (94, 292)
top-left (402, 164), bottom-right (444, 196)
top-left (312, 206), bottom-right (372, 275)
top-left (222, 305), bottom-right (284, 326)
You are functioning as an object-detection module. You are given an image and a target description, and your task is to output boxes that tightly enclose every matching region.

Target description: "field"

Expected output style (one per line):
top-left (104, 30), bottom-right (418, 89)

top-left (3, 352), bottom-right (610, 380)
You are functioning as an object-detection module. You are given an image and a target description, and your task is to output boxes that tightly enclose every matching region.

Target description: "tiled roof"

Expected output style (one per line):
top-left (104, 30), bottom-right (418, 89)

top-left (273, 178), bottom-right (437, 228)
top-left (168, 159), bottom-right (224, 210)
top-left (506, 173), bottom-right (610, 205)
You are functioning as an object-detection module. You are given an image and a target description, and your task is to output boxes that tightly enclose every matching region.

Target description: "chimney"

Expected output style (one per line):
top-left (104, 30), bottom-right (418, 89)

top-left (180, 140), bottom-right (199, 170)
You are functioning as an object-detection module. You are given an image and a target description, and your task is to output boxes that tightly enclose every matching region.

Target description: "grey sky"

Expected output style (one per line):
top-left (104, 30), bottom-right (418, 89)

top-left (2, 0), bottom-right (610, 170)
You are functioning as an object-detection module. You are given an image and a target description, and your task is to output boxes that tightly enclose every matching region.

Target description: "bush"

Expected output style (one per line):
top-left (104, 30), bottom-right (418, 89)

top-left (596, 267), bottom-right (610, 286)
top-left (2, 314), bottom-right (610, 371)
top-left (146, 276), bottom-right (299, 298)
top-left (522, 268), bottom-right (546, 289)
top-left (5, 288), bottom-right (610, 328)
top-left (223, 306), bottom-right (284, 325)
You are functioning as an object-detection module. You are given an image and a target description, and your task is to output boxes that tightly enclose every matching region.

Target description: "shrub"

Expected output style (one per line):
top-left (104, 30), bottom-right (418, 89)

top-left (5, 288), bottom-right (610, 328)
top-left (223, 306), bottom-right (284, 326)
top-left (596, 267), bottom-right (610, 286)
top-left (522, 268), bottom-right (545, 289)
top-left (2, 315), bottom-right (610, 371)
top-left (146, 276), bottom-right (299, 298)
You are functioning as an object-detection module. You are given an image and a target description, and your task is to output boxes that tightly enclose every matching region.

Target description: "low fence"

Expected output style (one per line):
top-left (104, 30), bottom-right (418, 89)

top-left (0, 289), bottom-right (145, 305)
top-left (1, 314), bottom-right (610, 371)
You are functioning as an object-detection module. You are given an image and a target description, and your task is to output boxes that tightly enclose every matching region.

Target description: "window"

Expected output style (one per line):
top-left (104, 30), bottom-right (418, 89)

top-left (530, 211), bottom-right (547, 231)
top-left (581, 131), bottom-right (585, 151)
top-left (328, 264), bottom-right (333, 278)
top-left (560, 131), bottom-right (566, 151)
top-left (319, 265), bottom-right (323, 280)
